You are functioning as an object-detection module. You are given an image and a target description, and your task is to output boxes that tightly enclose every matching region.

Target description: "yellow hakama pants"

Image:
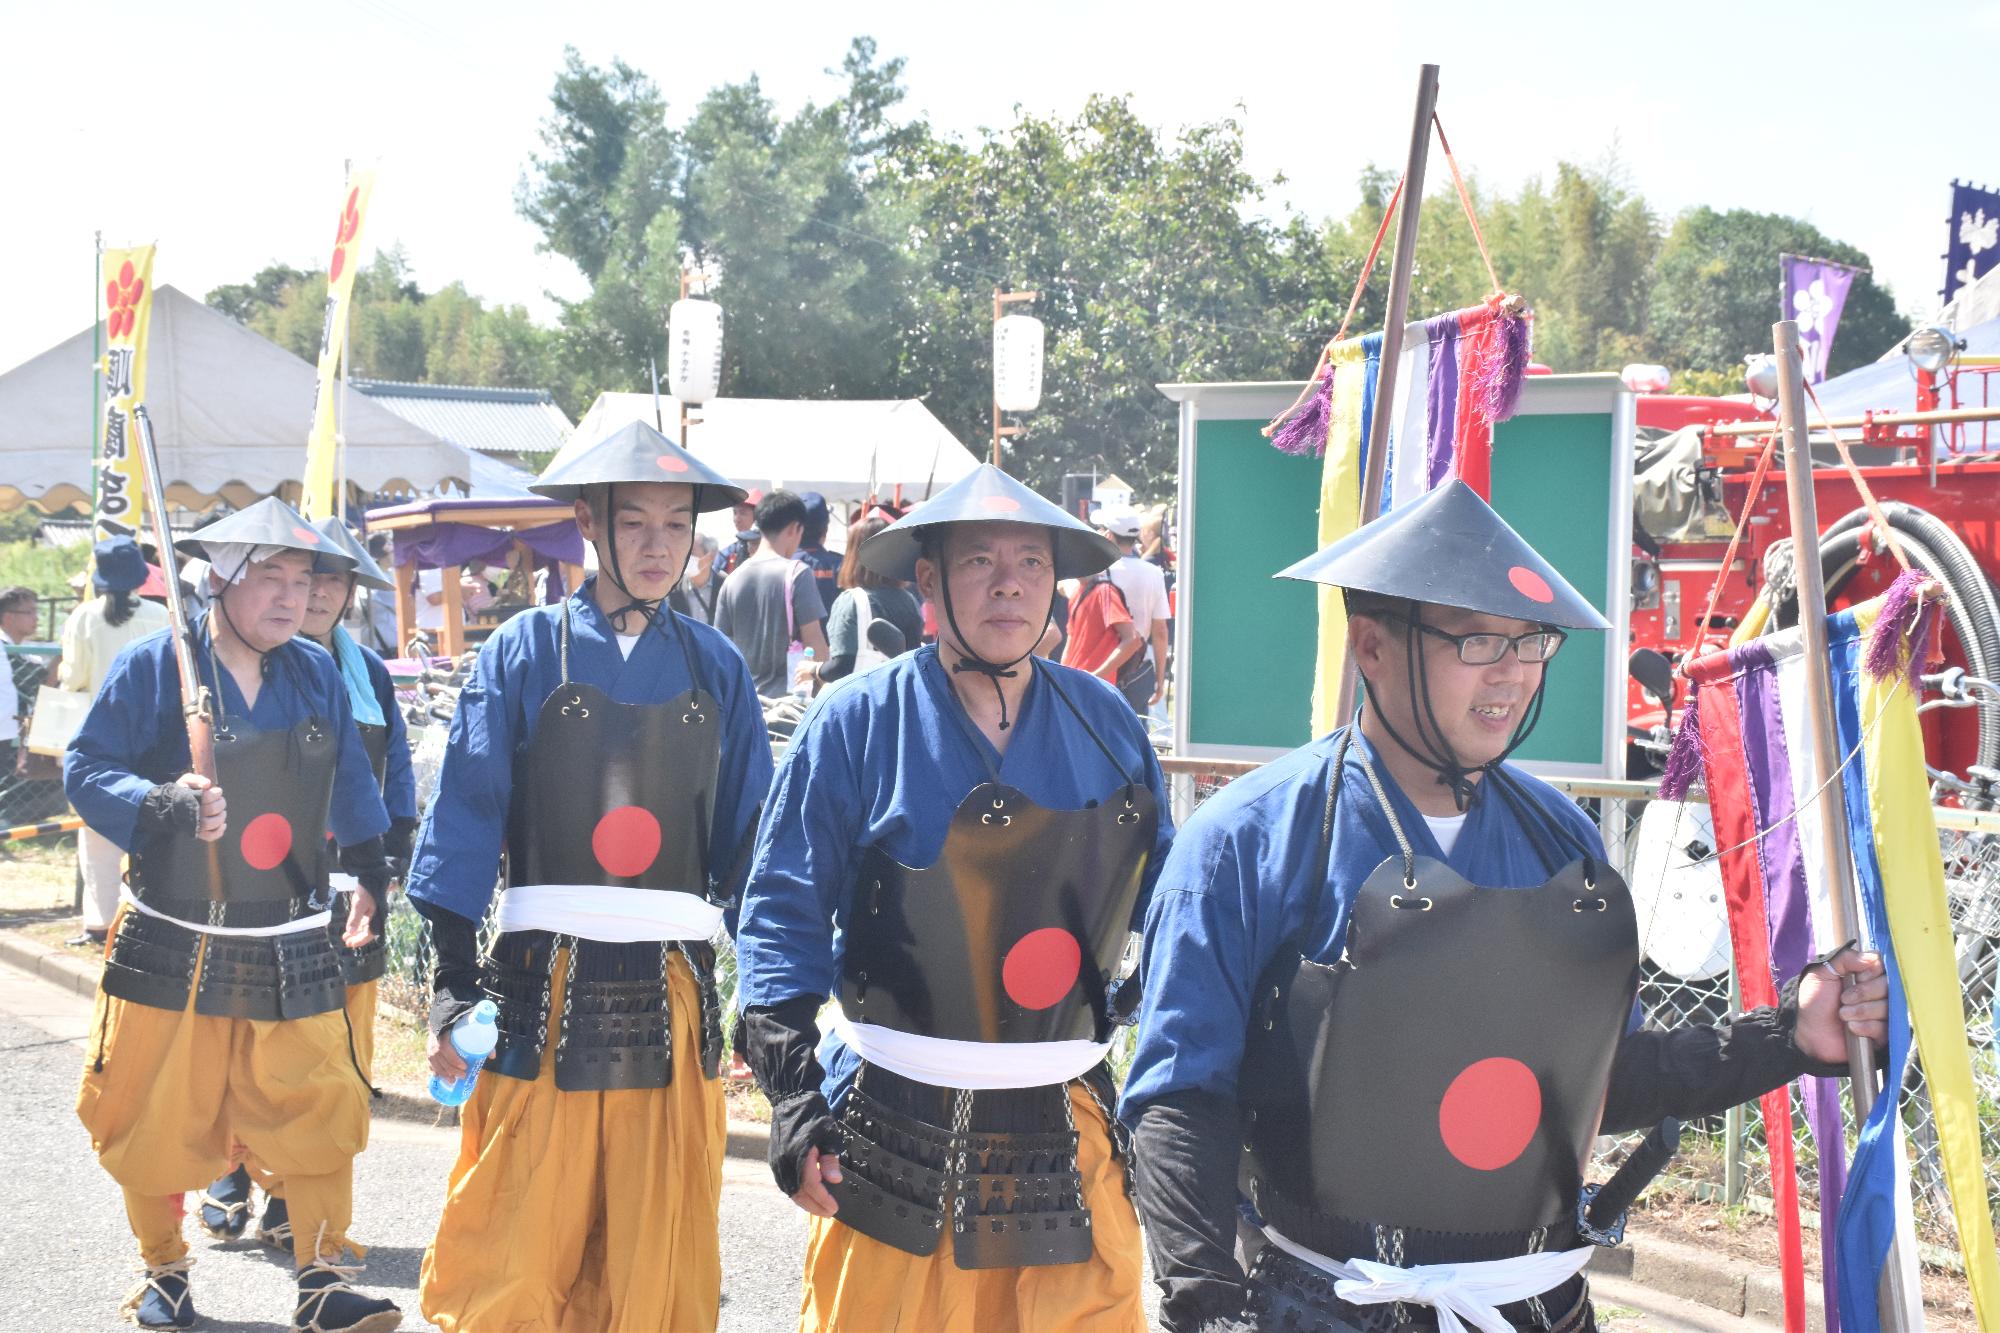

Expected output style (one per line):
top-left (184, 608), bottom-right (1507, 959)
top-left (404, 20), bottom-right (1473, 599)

top-left (420, 947), bottom-right (726, 1332)
top-left (75, 923), bottom-right (371, 1270)
top-left (246, 976), bottom-right (378, 1201)
top-left (798, 1081), bottom-right (1147, 1333)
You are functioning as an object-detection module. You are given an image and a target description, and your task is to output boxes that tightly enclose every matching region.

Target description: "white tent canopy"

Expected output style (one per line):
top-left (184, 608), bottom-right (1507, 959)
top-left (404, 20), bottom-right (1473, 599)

top-left (0, 285), bottom-right (469, 514)
top-left (566, 393), bottom-right (981, 505)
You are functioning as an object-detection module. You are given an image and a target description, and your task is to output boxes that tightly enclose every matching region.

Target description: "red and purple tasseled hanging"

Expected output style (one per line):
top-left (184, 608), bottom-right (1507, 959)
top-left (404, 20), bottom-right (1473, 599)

top-left (1269, 360), bottom-right (1335, 457)
top-left (1862, 566), bottom-right (1945, 686)
top-left (1658, 680), bottom-right (1705, 801)
top-left (1466, 308), bottom-right (1532, 424)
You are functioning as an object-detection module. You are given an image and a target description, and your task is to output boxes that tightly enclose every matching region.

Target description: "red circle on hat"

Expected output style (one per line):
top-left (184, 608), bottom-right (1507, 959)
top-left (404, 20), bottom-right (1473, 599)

top-left (1507, 565), bottom-right (1554, 603)
top-left (592, 805), bottom-right (662, 878)
top-left (240, 813), bottom-right (294, 871)
top-left (655, 453), bottom-right (690, 473)
top-left (1438, 1056), bottom-right (1541, 1171)
top-left (293, 526), bottom-right (321, 544)
top-left (980, 495), bottom-right (1022, 513)
top-left (1001, 928), bottom-right (1082, 1010)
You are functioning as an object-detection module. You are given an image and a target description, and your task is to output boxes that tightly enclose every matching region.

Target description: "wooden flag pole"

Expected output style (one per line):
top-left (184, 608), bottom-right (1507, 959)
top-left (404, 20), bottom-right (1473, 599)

top-left (1332, 63), bottom-right (1438, 725)
top-left (1771, 317), bottom-right (1916, 1332)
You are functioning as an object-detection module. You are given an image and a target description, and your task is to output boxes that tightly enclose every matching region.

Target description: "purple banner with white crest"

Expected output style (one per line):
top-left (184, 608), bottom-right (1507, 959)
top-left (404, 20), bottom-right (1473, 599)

top-left (1782, 253), bottom-right (1859, 384)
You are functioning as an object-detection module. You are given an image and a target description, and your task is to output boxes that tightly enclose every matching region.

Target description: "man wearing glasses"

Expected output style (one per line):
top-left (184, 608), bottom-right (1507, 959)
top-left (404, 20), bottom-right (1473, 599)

top-left (1119, 481), bottom-right (1890, 1332)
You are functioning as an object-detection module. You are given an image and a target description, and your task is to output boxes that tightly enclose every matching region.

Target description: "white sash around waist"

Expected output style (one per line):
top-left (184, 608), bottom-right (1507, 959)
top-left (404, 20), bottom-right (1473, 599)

top-left (494, 883), bottom-right (724, 943)
top-left (828, 1004), bottom-right (1110, 1091)
top-left (118, 887), bottom-right (331, 938)
top-left (1261, 1225), bottom-right (1595, 1333)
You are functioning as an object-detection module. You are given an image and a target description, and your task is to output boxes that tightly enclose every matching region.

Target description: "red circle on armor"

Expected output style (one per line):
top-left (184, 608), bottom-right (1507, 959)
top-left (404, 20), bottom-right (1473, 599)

top-left (1438, 1056), bottom-right (1541, 1171)
top-left (240, 813), bottom-right (294, 871)
top-left (1507, 565), bottom-right (1555, 603)
top-left (293, 526), bottom-right (321, 544)
top-left (592, 805), bottom-right (662, 878)
top-left (979, 495), bottom-right (1022, 512)
top-left (655, 453), bottom-right (690, 473)
top-left (1001, 928), bottom-right (1082, 1010)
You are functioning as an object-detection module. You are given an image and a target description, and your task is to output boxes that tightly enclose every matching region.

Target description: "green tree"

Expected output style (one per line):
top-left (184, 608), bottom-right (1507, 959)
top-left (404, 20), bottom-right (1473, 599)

top-left (1648, 207), bottom-right (1904, 376)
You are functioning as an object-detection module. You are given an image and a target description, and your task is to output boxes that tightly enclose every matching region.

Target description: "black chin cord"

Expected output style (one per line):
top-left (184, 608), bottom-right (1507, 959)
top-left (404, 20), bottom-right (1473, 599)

top-left (1364, 614), bottom-right (1551, 812)
top-left (593, 482), bottom-right (700, 642)
top-left (936, 567), bottom-right (1054, 732)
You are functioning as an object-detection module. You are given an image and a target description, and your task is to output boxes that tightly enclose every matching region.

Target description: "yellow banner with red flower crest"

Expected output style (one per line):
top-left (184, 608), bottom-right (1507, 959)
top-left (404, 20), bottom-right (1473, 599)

top-left (94, 244), bottom-right (156, 542)
top-left (300, 168), bottom-right (376, 520)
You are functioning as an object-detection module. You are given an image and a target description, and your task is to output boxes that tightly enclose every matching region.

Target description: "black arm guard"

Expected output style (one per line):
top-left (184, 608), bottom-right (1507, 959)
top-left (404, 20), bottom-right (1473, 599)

top-left (413, 896), bottom-right (485, 1037)
top-left (1132, 1089), bottom-right (1251, 1332)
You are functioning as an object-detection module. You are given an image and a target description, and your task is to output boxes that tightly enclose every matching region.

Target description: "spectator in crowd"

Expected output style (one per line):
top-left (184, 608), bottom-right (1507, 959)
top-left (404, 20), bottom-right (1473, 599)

top-left (669, 532), bottom-right (723, 626)
top-left (354, 533), bottom-right (400, 654)
top-left (714, 487), bottom-right (766, 578)
top-left (798, 514), bottom-right (924, 691)
top-left (715, 490), bottom-right (831, 697)
top-left (0, 585), bottom-right (39, 806)
top-left (58, 539), bottom-right (170, 944)
top-left (1097, 504), bottom-right (1171, 710)
top-left (797, 492), bottom-right (843, 620)
top-left (1058, 561), bottom-right (1143, 695)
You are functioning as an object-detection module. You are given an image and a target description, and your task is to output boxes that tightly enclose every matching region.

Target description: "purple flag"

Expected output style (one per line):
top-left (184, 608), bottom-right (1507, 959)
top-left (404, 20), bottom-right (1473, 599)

top-left (1782, 254), bottom-right (1859, 384)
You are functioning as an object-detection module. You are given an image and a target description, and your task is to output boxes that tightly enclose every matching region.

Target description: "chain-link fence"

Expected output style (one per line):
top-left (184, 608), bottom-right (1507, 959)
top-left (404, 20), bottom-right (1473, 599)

top-left (4, 649), bottom-right (82, 848)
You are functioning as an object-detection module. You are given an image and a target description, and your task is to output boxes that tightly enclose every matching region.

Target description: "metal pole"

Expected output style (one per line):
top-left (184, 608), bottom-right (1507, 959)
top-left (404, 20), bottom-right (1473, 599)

top-left (1771, 317), bottom-right (1916, 1332)
top-left (336, 160), bottom-right (351, 523)
top-left (1332, 62), bottom-right (1439, 726)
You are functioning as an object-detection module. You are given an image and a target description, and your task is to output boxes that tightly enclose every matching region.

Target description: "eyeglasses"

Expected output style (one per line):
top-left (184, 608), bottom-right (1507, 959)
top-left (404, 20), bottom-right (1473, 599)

top-left (1389, 615), bottom-right (1566, 666)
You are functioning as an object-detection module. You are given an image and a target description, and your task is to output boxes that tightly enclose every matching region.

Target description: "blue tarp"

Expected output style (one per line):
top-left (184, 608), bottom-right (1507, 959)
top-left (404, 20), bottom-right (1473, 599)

top-left (1814, 313), bottom-right (2000, 417)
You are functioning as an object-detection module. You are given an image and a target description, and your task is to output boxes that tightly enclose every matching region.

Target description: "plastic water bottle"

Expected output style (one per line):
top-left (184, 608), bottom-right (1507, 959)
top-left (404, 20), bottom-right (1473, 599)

top-left (428, 1000), bottom-right (498, 1106)
top-left (792, 647), bottom-right (816, 699)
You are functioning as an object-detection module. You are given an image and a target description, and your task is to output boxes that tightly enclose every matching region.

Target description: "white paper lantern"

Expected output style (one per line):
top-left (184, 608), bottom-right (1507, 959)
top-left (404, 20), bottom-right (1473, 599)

top-left (993, 314), bottom-right (1045, 413)
top-left (668, 298), bottom-right (724, 404)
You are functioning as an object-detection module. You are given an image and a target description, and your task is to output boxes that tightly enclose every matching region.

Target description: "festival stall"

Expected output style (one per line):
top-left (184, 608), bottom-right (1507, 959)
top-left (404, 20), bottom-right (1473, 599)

top-left (364, 493), bottom-right (583, 657)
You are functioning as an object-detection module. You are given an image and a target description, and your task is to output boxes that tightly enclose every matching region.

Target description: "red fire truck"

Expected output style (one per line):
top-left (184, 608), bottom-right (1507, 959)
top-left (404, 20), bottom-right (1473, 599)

top-left (1623, 334), bottom-right (2000, 807)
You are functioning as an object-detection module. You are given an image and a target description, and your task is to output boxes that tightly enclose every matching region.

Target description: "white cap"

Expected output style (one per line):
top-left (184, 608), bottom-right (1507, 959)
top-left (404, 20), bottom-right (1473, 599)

top-left (1093, 504), bottom-right (1142, 540)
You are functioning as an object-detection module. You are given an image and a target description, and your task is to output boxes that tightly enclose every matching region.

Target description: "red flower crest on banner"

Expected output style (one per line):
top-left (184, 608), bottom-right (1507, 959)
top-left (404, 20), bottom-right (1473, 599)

top-left (328, 186), bottom-right (362, 284)
top-left (105, 259), bottom-right (146, 343)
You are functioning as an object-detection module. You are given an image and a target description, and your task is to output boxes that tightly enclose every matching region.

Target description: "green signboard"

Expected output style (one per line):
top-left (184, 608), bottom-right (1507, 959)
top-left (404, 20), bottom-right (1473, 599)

top-left (1166, 375), bottom-right (1633, 775)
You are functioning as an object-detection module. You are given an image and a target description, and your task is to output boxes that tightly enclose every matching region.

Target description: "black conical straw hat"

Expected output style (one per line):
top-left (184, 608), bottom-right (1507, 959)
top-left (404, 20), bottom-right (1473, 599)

top-left (858, 464), bottom-right (1122, 582)
top-left (310, 517), bottom-right (394, 591)
top-left (1275, 480), bottom-right (1609, 631)
top-left (175, 496), bottom-right (355, 574)
top-left (530, 419), bottom-right (748, 512)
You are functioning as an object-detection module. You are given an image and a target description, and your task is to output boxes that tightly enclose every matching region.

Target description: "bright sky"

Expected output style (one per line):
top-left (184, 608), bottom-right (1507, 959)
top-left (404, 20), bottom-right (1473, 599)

top-left (4, 0), bottom-right (1994, 377)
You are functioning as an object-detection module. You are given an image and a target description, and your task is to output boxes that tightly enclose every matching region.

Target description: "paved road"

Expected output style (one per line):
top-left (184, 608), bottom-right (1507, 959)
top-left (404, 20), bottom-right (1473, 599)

top-left (0, 964), bottom-right (812, 1332)
top-left (0, 958), bottom-right (1747, 1332)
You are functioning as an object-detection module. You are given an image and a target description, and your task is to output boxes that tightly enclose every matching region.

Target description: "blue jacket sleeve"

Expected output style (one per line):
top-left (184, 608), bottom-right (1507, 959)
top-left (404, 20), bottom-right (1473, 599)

top-left (708, 634), bottom-right (775, 921)
top-left (406, 635), bottom-right (519, 921)
top-left (318, 650), bottom-right (390, 847)
top-left (62, 642), bottom-right (165, 853)
top-left (734, 702), bottom-right (862, 1007)
top-left (1118, 826), bottom-right (1264, 1123)
top-left (367, 651), bottom-right (418, 821)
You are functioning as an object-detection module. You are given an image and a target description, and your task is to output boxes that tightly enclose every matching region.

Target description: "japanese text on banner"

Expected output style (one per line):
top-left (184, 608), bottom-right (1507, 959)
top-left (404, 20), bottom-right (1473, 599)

top-left (95, 244), bottom-right (156, 543)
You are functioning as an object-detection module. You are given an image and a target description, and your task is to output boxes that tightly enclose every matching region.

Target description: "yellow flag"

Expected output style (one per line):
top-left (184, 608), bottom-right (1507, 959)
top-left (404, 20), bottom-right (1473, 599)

top-left (94, 244), bottom-right (157, 543)
top-left (1309, 339), bottom-right (1370, 736)
top-left (299, 168), bottom-right (377, 520)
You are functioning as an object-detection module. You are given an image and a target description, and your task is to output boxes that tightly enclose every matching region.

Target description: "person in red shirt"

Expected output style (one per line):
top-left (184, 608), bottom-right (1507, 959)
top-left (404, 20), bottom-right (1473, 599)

top-left (1060, 569), bottom-right (1142, 685)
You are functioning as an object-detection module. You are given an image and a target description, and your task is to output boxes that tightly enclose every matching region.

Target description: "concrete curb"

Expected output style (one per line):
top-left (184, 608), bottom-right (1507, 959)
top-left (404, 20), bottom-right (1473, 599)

top-left (3, 928), bottom-right (1819, 1323)
top-left (0, 927), bottom-right (776, 1158)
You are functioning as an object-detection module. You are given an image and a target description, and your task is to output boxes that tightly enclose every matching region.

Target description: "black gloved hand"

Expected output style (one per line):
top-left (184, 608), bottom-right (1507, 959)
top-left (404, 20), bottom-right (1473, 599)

top-left (767, 1089), bottom-right (846, 1197)
top-left (137, 782), bottom-right (203, 838)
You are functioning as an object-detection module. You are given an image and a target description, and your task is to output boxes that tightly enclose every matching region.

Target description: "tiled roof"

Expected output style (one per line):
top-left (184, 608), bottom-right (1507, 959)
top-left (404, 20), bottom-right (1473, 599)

top-left (351, 379), bottom-right (572, 456)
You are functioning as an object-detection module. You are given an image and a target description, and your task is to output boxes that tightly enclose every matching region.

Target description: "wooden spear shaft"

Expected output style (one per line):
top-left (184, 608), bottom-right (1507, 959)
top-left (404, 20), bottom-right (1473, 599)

top-left (1332, 62), bottom-right (1438, 726)
top-left (1771, 318), bottom-right (1915, 1332)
